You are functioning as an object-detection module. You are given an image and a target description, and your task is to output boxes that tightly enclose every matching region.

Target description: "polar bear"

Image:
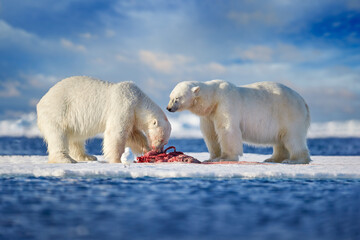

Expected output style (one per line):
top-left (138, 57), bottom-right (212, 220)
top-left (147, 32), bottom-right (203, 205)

top-left (167, 80), bottom-right (311, 164)
top-left (37, 76), bottom-right (171, 163)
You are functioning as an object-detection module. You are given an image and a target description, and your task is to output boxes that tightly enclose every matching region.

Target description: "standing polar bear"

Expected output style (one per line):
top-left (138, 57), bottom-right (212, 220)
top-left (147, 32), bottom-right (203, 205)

top-left (37, 76), bottom-right (171, 163)
top-left (167, 80), bottom-right (311, 164)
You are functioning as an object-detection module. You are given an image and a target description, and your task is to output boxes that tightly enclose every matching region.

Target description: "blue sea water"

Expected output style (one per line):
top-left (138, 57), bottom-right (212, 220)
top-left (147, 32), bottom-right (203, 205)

top-left (0, 137), bottom-right (360, 240)
top-left (1, 137), bottom-right (360, 156)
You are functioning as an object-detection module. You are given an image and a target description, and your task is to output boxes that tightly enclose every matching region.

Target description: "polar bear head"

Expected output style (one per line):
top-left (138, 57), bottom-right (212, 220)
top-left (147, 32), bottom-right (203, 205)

top-left (145, 115), bottom-right (171, 152)
top-left (167, 81), bottom-right (200, 112)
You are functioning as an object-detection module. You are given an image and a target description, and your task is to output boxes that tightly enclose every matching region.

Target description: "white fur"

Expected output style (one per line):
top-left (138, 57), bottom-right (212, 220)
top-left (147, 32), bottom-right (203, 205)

top-left (167, 80), bottom-right (311, 164)
top-left (37, 76), bottom-right (171, 163)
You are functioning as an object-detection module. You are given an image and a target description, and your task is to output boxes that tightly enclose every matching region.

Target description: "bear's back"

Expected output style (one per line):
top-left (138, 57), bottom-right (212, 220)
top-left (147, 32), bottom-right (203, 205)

top-left (112, 81), bottom-right (144, 102)
top-left (38, 76), bottom-right (111, 104)
top-left (36, 77), bottom-right (113, 134)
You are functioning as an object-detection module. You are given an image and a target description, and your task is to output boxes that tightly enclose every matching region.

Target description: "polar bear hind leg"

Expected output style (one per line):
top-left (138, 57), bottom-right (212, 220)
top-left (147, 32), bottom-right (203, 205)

top-left (282, 132), bottom-right (311, 164)
top-left (69, 139), bottom-right (97, 162)
top-left (264, 144), bottom-right (289, 163)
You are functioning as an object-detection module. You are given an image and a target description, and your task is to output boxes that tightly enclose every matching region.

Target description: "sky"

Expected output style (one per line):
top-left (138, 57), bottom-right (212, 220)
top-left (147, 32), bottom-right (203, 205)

top-left (0, 0), bottom-right (359, 123)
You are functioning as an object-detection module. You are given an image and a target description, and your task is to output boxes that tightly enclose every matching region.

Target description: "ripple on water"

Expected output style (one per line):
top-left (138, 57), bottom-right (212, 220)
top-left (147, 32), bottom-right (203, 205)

top-left (0, 177), bottom-right (359, 240)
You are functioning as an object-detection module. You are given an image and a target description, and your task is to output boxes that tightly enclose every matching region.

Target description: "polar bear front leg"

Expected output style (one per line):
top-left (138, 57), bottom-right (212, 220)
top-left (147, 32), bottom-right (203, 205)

top-left (200, 117), bottom-right (221, 161)
top-left (126, 129), bottom-right (150, 155)
top-left (45, 129), bottom-right (77, 163)
top-left (214, 118), bottom-right (243, 162)
top-left (103, 128), bottom-right (128, 163)
top-left (69, 140), bottom-right (97, 162)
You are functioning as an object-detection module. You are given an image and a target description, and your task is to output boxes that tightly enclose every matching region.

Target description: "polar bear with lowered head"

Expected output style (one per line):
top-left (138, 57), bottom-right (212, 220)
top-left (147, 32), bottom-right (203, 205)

top-left (37, 76), bottom-right (171, 163)
top-left (167, 80), bottom-right (311, 164)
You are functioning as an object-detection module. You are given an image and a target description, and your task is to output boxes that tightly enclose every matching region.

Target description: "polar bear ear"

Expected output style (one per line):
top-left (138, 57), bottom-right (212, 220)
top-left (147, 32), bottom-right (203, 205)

top-left (192, 86), bottom-right (200, 95)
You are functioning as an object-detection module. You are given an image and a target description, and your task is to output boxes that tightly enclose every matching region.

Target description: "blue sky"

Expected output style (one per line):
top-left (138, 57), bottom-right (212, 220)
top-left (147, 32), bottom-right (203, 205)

top-left (0, 0), bottom-right (359, 122)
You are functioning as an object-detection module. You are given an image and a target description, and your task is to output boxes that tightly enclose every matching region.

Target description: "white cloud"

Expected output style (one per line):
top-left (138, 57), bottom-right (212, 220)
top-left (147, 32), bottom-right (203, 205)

top-left (60, 38), bottom-right (87, 53)
top-left (143, 77), bottom-right (170, 98)
top-left (0, 20), bottom-right (35, 42)
top-left (21, 73), bottom-right (59, 88)
top-left (139, 50), bottom-right (173, 73)
top-left (115, 54), bottom-right (133, 63)
top-left (347, 0), bottom-right (360, 11)
top-left (235, 44), bottom-right (333, 64)
top-left (0, 19), bottom-right (51, 53)
top-left (29, 98), bottom-right (39, 107)
top-left (138, 50), bottom-right (227, 77)
top-left (139, 50), bottom-right (192, 74)
top-left (204, 62), bottom-right (227, 74)
top-left (105, 29), bottom-right (116, 38)
top-left (191, 62), bottom-right (227, 76)
top-left (91, 58), bottom-right (105, 65)
top-left (238, 45), bottom-right (273, 62)
top-left (0, 81), bottom-right (20, 97)
top-left (224, 62), bottom-right (291, 83)
top-left (79, 32), bottom-right (94, 39)
top-left (228, 10), bottom-right (281, 26)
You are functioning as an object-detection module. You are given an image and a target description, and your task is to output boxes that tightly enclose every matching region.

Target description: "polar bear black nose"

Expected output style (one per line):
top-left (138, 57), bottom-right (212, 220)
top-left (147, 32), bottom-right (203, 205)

top-left (166, 106), bottom-right (172, 112)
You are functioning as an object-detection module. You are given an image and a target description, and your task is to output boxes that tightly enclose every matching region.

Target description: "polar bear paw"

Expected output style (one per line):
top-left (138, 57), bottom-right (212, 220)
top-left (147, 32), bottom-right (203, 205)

top-left (204, 157), bottom-right (239, 162)
top-left (48, 156), bottom-right (77, 164)
top-left (77, 154), bottom-right (98, 162)
top-left (264, 158), bottom-right (284, 163)
top-left (281, 159), bottom-right (311, 164)
top-left (203, 158), bottom-right (221, 163)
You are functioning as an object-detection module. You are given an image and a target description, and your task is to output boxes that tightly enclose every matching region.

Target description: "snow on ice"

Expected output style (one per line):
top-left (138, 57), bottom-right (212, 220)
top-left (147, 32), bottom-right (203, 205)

top-left (0, 153), bottom-right (359, 179)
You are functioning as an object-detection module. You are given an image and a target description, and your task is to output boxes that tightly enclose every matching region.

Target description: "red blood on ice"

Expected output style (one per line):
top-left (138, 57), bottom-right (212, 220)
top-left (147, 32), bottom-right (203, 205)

top-left (136, 146), bottom-right (268, 164)
top-left (136, 146), bottom-right (201, 163)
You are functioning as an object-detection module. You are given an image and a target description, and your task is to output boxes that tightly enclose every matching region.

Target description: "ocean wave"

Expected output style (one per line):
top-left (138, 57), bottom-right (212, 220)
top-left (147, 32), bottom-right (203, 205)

top-left (308, 120), bottom-right (360, 138)
top-left (0, 113), bottom-right (40, 137)
top-left (0, 112), bottom-right (359, 138)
